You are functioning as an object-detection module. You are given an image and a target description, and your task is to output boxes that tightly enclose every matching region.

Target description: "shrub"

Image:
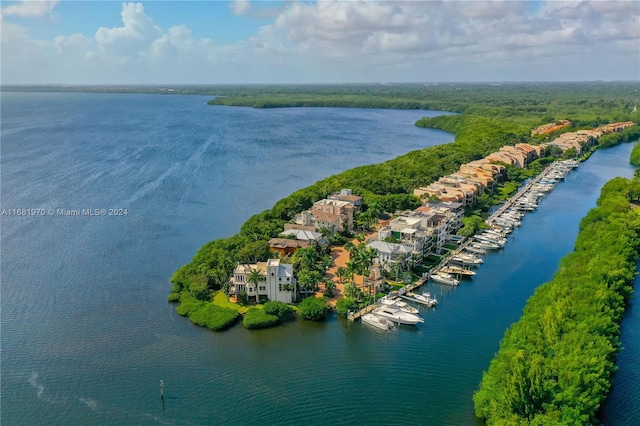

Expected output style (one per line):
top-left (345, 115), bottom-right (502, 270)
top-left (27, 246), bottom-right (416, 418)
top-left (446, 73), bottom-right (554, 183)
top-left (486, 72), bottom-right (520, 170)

top-left (167, 292), bottom-right (180, 302)
top-left (298, 297), bottom-right (328, 321)
top-left (336, 297), bottom-right (359, 317)
top-left (243, 307), bottom-right (280, 329)
top-left (189, 303), bottom-right (240, 331)
top-left (263, 301), bottom-right (293, 318)
top-left (176, 294), bottom-right (205, 316)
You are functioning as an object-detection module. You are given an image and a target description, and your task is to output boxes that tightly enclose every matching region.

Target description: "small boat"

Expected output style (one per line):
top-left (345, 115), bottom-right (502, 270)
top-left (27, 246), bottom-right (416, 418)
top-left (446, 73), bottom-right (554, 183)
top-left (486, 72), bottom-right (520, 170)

top-left (441, 265), bottom-right (476, 276)
top-left (373, 305), bottom-right (424, 325)
top-left (475, 234), bottom-right (506, 247)
top-left (451, 254), bottom-right (484, 265)
top-left (430, 272), bottom-right (460, 286)
top-left (464, 245), bottom-right (486, 255)
top-left (407, 291), bottom-right (438, 307)
top-left (361, 313), bottom-right (394, 330)
top-left (472, 241), bottom-right (500, 251)
top-left (394, 300), bottom-right (420, 314)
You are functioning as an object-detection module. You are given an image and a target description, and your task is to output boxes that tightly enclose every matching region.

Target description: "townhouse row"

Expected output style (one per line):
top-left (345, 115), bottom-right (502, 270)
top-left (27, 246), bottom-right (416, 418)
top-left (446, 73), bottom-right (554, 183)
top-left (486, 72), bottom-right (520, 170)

top-left (546, 121), bottom-right (636, 154)
top-left (413, 143), bottom-right (545, 207)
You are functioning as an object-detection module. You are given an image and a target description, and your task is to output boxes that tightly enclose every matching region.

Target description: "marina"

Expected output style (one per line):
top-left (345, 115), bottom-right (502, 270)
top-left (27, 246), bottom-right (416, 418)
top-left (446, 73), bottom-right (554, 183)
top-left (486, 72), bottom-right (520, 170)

top-left (351, 159), bottom-right (581, 324)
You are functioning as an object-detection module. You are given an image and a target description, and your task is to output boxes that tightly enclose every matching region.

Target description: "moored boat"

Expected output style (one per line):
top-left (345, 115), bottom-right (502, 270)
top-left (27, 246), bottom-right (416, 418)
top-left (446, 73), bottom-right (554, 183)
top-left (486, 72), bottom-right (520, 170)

top-left (441, 265), bottom-right (476, 276)
top-left (407, 291), bottom-right (438, 307)
top-left (430, 272), bottom-right (460, 286)
top-left (373, 305), bottom-right (424, 325)
top-left (380, 297), bottom-right (419, 314)
top-left (451, 254), bottom-right (484, 265)
top-left (361, 313), bottom-right (394, 330)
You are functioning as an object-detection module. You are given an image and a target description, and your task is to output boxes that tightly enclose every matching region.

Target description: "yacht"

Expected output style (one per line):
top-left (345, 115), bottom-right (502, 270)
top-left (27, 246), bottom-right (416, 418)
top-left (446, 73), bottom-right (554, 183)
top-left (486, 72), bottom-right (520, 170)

top-left (361, 313), bottom-right (394, 330)
top-left (373, 305), bottom-right (424, 325)
top-left (430, 272), bottom-right (460, 286)
top-left (379, 297), bottom-right (419, 314)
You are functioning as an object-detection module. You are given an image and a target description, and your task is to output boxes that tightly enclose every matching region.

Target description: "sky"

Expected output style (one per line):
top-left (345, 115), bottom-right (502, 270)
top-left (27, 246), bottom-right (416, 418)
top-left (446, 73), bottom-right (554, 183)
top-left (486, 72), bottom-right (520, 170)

top-left (1, 0), bottom-right (639, 84)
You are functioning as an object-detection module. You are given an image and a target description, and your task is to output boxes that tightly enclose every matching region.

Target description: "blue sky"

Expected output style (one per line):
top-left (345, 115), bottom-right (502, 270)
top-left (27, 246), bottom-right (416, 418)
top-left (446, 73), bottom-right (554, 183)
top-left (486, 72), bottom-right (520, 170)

top-left (1, 1), bottom-right (639, 84)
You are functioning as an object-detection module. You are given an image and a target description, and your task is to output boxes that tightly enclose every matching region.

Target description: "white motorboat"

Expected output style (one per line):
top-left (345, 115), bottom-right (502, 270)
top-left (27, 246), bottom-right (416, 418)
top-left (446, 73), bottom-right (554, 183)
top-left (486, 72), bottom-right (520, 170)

top-left (408, 292), bottom-right (438, 307)
top-left (430, 272), bottom-right (460, 286)
top-left (475, 234), bottom-right (506, 247)
top-left (379, 297), bottom-right (419, 314)
top-left (452, 254), bottom-right (484, 265)
top-left (464, 245), bottom-right (486, 255)
top-left (361, 313), bottom-right (394, 330)
top-left (394, 300), bottom-right (420, 314)
top-left (373, 305), bottom-right (424, 325)
top-left (472, 240), bottom-right (500, 250)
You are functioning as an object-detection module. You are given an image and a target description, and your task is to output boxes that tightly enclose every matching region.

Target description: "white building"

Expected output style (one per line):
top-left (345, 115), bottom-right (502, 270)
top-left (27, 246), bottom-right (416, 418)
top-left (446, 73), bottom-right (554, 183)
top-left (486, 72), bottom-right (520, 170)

top-left (229, 259), bottom-right (296, 304)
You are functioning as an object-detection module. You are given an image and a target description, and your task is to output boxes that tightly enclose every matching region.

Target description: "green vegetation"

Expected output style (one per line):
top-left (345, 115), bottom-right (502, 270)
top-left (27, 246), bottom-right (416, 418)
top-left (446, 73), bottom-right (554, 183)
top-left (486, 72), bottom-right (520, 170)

top-left (336, 297), bottom-right (360, 317)
top-left (298, 297), bottom-right (329, 321)
top-left (458, 215), bottom-right (490, 237)
top-left (177, 294), bottom-right (240, 331)
top-left (632, 143), bottom-right (640, 167)
top-left (598, 125), bottom-right (640, 149)
top-left (263, 301), bottom-right (294, 318)
top-left (243, 307), bottom-right (280, 329)
top-left (473, 177), bottom-right (640, 425)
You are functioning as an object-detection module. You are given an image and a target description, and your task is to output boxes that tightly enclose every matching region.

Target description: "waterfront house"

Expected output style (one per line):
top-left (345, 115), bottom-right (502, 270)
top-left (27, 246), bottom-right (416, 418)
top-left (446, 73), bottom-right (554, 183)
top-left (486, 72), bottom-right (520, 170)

top-left (328, 189), bottom-right (363, 212)
top-left (294, 197), bottom-right (355, 233)
top-left (268, 238), bottom-right (310, 256)
top-left (229, 259), bottom-right (296, 304)
top-left (366, 240), bottom-right (414, 272)
top-left (279, 228), bottom-right (324, 243)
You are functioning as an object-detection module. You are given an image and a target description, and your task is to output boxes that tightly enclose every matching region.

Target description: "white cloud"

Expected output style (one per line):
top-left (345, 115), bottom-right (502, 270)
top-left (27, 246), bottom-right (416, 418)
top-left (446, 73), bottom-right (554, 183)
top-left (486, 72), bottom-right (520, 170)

top-left (249, 24), bottom-right (288, 55)
top-left (266, 0), bottom-right (639, 76)
top-left (230, 0), bottom-right (250, 16)
top-left (91, 2), bottom-right (161, 64)
top-left (1, 0), bottom-right (638, 84)
top-left (1, 0), bottom-right (58, 18)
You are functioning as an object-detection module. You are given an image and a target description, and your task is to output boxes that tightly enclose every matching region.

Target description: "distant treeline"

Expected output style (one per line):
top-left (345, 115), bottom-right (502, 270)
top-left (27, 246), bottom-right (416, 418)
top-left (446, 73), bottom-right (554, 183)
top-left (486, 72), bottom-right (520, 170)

top-left (204, 82), bottom-right (638, 125)
top-left (473, 176), bottom-right (640, 425)
top-left (5, 81), bottom-right (638, 125)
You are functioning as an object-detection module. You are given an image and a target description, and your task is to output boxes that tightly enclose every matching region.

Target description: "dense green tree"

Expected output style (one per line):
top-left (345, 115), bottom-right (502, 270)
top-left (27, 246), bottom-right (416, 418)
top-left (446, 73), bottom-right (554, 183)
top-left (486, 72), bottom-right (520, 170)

top-left (474, 177), bottom-right (640, 425)
top-left (336, 297), bottom-right (359, 317)
top-left (298, 297), bottom-right (329, 321)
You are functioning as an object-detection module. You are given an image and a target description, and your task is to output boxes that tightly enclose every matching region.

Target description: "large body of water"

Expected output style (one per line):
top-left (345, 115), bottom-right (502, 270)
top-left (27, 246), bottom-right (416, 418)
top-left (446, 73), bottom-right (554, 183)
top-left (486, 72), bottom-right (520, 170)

top-left (1, 92), bottom-right (637, 425)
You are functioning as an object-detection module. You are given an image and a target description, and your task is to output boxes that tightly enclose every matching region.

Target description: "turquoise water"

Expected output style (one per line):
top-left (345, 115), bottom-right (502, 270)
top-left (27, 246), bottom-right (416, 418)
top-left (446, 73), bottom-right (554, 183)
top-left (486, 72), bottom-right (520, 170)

top-left (1, 92), bottom-right (637, 425)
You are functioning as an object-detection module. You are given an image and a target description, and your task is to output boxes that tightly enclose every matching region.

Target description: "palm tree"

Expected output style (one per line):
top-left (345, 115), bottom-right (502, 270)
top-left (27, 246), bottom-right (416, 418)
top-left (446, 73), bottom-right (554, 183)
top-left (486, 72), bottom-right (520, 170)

top-left (247, 268), bottom-right (263, 302)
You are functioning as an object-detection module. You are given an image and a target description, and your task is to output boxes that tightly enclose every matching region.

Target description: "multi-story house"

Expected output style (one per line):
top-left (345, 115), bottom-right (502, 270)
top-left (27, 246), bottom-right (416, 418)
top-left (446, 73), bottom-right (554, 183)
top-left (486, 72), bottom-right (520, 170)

top-left (295, 198), bottom-right (356, 233)
top-left (328, 189), bottom-right (363, 212)
top-left (420, 201), bottom-right (464, 233)
top-left (229, 259), bottom-right (296, 304)
top-left (366, 240), bottom-right (413, 272)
